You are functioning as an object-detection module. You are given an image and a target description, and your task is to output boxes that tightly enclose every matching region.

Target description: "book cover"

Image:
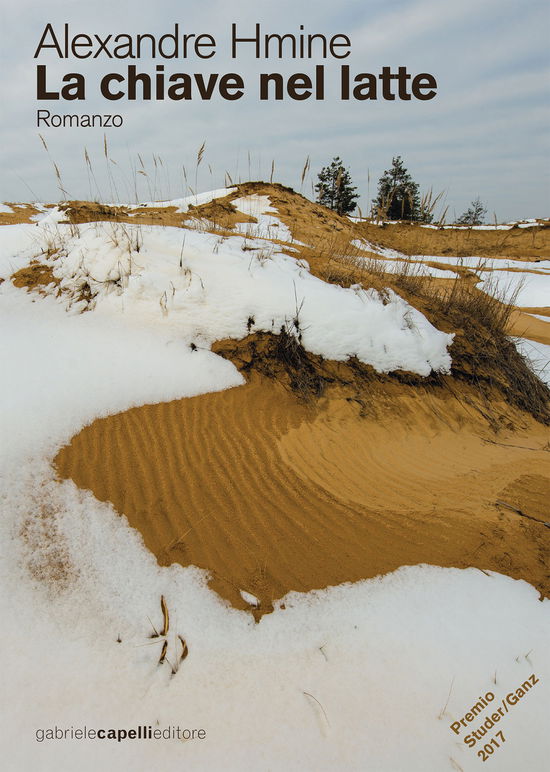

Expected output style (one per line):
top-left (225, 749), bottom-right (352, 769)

top-left (1, 1), bottom-right (549, 770)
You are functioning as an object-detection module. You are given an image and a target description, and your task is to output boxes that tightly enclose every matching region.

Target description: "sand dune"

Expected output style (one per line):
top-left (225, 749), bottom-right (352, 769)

top-left (508, 308), bottom-right (550, 345)
top-left (3, 182), bottom-right (546, 618)
top-left (55, 373), bottom-right (550, 616)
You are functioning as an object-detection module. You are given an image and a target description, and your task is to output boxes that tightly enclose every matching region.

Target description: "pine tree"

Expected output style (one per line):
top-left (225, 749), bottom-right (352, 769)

top-left (372, 156), bottom-right (422, 221)
top-left (315, 157), bottom-right (359, 215)
top-left (457, 197), bottom-right (487, 226)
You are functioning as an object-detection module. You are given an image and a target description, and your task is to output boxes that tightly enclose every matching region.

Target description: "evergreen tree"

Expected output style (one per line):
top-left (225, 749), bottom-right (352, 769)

top-left (315, 157), bottom-right (359, 215)
top-left (457, 197), bottom-right (487, 226)
top-left (372, 156), bottom-right (422, 221)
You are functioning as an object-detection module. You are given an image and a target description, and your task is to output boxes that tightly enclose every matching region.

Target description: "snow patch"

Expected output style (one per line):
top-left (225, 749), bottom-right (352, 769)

top-left (0, 198), bottom-right (549, 770)
top-left (2, 219), bottom-right (454, 377)
top-left (513, 338), bottom-right (550, 385)
top-left (232, 194), bottom-right (296, 243)
top-left (128, 188), bottom-right (236, 214)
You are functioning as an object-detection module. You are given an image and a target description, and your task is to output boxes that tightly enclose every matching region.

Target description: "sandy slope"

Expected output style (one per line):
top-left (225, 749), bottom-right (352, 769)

top-left (55, 372), bottom-right (550, 616)
top-left (3, 183), bottom-right (548, 618)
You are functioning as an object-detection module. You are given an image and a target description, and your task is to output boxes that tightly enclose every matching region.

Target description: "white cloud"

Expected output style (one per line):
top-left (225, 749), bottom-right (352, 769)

top-left (1, 0), bottom-right (548, 219)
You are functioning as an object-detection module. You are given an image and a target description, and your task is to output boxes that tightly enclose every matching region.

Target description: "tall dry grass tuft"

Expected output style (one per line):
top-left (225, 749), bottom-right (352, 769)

top-left (310, 235), bottom-right (550, 423)
top-left (420, 188), bottom-right (448, 225)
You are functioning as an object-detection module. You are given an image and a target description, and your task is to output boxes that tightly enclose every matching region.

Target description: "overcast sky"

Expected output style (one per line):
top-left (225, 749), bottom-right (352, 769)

top-left (1, 0), bottom-right (549, 220)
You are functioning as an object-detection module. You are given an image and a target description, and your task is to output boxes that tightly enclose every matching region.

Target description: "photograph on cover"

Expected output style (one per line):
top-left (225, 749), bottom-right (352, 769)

top-left (0, 0), bottom-right (549, 769)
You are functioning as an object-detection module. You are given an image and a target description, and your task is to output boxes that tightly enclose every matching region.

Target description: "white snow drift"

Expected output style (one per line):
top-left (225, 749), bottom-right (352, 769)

top-left (0, 200), bottom-right (454, 377)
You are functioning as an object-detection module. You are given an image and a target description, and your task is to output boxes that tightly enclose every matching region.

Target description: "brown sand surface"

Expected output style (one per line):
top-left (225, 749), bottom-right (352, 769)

top-left (508, 309), bottom-right (550, 345)
top-left (521, 307), bottom-right (550, 319)
top-left (55, 374), bottom-right (550, 616)
top-left (353, 219), bottom-right (550, 260)
top-left (0, 203), bottom-right (44, 225)
top-left (217, 183), bottom-right (550, 261)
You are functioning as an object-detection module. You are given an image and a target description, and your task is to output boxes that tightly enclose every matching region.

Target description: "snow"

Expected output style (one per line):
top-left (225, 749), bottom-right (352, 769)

top-left (351, 238), bottom-right (406, 261)
top-left (127, 188), bottom-right (236, 214)
top-left (128, 190), bottom-right (299, 246)
top-left (1, 453), bottom-right (548, 772)
top-left (0, 195), bottom-right (549, 770)
top-left (420, 224), bottom-right (514, 231)
top-left (350, 239), bottom-right (550, 306)
top-left (0, 212), bottom-right (72, 279)
top-left (30, 204), bottom-right (63, 222)
top-left (0, 202), bottom-right (14, 213)
top-left (351, 239), bottom-right (550, 274)
top-left (477, 270), bottom-right (550, 307)
top-left (0, 288), bottom-right (243, 463)
top-left (369, 258), bottom-right (458, 280)
top-left (0, 218), bottom-right (453, 377)
top-left (420, 222), bottom-right (547, 230)
top-left (527, 313), bottom-right (550, 323)
top-left (361, 220), bottom-right (546, 230)
top-left (351, 240), bottom-right (469, 279)
top-left (232, 194), bottom-right (274, 218)
top-left (455, 224), bottom-right (512, 230)
top-left (408, 254), bottom-right (550, 274)
top-left (506, 219), bottom-right (545, 229)
top-left (0, 224), bottom-right (41, 277)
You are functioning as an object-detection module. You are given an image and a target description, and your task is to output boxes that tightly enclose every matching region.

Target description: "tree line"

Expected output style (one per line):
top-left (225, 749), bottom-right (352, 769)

top-left (315, 155), bottom-right (487, 225)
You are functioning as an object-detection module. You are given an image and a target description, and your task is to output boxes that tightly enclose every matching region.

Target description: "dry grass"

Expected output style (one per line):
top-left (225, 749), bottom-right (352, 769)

top-left (215, 235), bottom-right (550, 426)
top-left (11, 262), bottom-right (60, 293)
top-left (430, 279), bottom-right (550, 425)
top-left (325, 252), bottom-right (550, 424)
top-left (7, 154), bottom-right (549, 425)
